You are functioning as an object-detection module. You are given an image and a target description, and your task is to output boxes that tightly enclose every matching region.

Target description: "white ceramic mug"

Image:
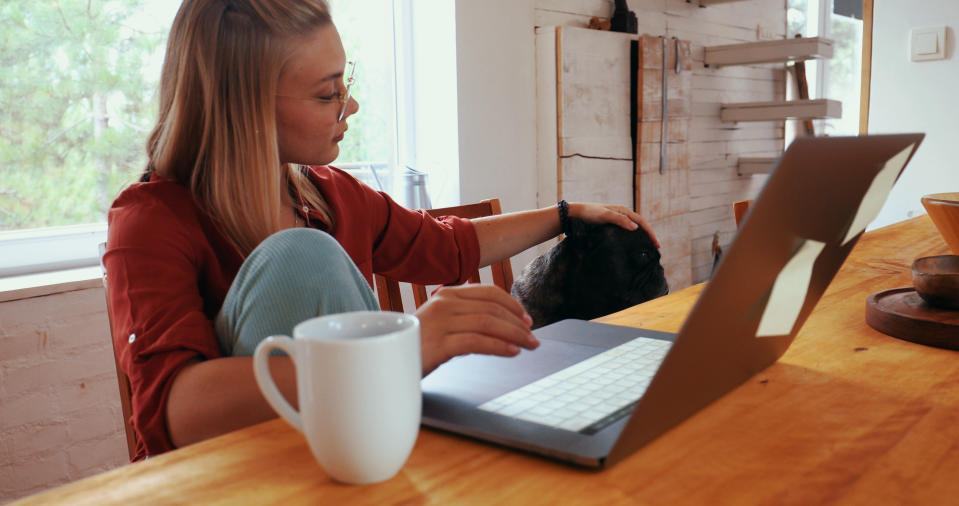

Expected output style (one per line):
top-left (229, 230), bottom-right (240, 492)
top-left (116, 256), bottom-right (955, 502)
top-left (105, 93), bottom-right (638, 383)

top-left (253, 311), bottom-right (422, 484)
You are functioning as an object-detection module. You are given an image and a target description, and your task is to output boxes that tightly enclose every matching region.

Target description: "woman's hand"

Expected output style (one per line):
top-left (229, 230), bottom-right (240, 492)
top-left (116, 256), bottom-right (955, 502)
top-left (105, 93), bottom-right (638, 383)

top-left (567, 202), bottom-right (660, 248)
top-left (415, 284), bottom-right (539, 376)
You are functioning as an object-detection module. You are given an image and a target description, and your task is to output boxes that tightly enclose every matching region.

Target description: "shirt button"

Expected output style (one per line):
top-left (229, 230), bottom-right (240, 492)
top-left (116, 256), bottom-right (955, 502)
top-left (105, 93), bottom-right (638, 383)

top-left (128, 333), bottom-right (136, 343)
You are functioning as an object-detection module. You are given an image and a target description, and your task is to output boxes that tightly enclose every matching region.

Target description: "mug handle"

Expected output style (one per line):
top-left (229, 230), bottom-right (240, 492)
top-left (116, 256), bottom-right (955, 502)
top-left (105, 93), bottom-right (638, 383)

top-left (252, 335), bottom-right (302, 432)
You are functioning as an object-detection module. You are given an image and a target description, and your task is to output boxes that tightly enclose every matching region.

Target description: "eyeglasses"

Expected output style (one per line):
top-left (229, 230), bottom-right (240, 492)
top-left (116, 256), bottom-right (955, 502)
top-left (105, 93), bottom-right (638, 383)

top-left (277, 61), bottom-right (356, 122)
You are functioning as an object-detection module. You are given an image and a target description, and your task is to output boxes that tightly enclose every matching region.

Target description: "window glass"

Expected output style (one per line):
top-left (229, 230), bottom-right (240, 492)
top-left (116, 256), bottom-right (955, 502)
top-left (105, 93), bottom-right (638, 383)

top-left (822, 10), bottom-right (862, 136)
top-left (0, 0), bottom-right (177, 231)
top-left (327, 0), bottom-right (397, 193)
top-left (0, 0), bottom-right (401, 233)
top-left (787, 0), bottom-right (862, 137)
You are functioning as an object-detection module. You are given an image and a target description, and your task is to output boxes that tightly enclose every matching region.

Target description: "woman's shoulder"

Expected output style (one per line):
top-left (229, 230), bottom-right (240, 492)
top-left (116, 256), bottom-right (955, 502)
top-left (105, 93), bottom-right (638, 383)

top-left (307, 164), bottom-right (385, 205)
top-left (112, 177), bottom-right (196, 214)
top-left (109, 177), bottom-right (204, 235)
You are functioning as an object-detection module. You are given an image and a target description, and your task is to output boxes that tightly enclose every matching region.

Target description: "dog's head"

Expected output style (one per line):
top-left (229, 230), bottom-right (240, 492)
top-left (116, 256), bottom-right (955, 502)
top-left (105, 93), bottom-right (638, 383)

top-left (511, 218), bottom-right (669, 329)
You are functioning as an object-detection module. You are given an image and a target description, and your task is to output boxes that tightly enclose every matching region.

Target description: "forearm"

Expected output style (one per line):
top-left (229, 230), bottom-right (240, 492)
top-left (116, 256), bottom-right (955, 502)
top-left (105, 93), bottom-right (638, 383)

top-left (472, 202), bottom-right (658, 267)
top-left (165, 356), bottom-right (297, 448)
top-left (472, 206), bottom-right (561, 267)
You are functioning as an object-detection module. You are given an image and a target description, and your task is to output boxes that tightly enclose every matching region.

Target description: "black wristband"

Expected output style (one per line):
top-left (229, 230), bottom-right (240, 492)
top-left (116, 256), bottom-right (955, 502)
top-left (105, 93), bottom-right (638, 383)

top-left (557, 200), bottom-right (570, 234)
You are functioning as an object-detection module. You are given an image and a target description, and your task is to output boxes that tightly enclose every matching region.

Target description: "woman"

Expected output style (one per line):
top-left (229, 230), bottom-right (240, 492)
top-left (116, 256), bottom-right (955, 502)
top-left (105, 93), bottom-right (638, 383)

top-left (103, 0), bottom-right (659, 462)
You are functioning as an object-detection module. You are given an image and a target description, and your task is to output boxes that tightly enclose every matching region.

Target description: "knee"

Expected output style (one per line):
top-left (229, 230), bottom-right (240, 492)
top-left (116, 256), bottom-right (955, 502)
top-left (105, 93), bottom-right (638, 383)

top-left (246, 228), bottom-right (357, 282)
top-left (255, 228), bottom-right (343, 261)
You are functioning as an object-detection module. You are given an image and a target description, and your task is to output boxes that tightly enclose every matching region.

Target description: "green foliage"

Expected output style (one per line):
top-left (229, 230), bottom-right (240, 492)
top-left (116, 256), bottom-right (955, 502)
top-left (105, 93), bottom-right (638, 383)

top-left (329, 0), bottom-right (394, 167)
top-left (1, 0), bottom-right (397, 231)
top-left (0, 0), bottom-right (164, 230)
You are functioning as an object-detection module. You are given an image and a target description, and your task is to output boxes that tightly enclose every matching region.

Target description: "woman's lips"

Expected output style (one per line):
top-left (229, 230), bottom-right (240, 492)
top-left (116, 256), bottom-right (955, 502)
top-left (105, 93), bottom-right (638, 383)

top-left (333, 133), bottom-right (344, 142)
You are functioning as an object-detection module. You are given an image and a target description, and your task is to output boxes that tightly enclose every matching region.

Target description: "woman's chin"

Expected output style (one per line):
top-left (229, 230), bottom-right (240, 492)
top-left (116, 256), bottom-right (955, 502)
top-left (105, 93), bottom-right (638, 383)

top-left (320, 146), bottom-right (339, 165)
top-left (284, 146), bottom-right (339, 167)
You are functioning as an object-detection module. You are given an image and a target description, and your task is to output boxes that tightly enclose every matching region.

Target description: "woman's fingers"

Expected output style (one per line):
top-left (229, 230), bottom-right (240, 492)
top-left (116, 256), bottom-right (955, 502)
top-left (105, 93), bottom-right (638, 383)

top-left (437, 284), bottom-right (531, 324)
top-left (416, 284), bottom-right (539, 375)
top-left (428, 286), bottom-right (538, 348)
top-left (442, 332), bottom-right (525, 358)
top-left (440, 308), bottom-right (538, 348)
top-left (568, 202), bottom-right (661, 249)
top-left (605, 207), bottom-right (640, 231)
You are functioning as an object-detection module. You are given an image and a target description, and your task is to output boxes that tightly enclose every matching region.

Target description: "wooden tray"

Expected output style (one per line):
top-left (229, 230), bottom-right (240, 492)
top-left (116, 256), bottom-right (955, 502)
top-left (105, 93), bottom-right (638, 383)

top-left (866, 287), bottom-right (959, 351)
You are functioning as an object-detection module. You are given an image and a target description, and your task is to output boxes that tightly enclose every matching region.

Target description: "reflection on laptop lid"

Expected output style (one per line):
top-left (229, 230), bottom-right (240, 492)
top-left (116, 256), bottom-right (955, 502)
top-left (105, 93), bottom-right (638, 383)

top-left (421, 134), bottom-right (925, 468)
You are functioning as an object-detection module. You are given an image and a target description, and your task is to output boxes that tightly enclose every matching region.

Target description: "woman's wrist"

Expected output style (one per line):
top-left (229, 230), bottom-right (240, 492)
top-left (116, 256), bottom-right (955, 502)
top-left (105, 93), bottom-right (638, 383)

top-left (557, 200), bottom-right (570, 235)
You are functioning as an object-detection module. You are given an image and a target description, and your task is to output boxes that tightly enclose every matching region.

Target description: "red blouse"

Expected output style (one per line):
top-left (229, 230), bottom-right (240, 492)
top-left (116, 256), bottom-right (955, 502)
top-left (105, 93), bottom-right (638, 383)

top-left (103, 165), bottom-right (480, 461)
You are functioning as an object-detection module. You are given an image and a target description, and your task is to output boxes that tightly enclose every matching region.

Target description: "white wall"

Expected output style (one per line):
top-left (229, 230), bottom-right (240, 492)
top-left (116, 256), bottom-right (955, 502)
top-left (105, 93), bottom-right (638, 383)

top-left (454, 0), bottom-right (541, 269)
top-left (869, 0), bottom-right (959, 228)
top-left (455, 0), bottom-right (538, 212)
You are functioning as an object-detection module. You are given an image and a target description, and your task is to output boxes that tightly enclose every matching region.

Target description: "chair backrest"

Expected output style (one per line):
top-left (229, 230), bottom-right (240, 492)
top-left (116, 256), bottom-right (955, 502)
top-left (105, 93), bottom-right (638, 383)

top-left (98, 242), bottom-right (138, 461)
top-left (734, 199), bottom-right (753, 228)
top-left (374, 198), bottom-right (514, 312)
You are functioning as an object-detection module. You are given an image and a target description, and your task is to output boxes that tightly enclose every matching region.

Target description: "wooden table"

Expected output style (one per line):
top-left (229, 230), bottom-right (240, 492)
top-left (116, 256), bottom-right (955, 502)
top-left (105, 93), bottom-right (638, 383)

top-left (18, 216), bottom-right (959, 505)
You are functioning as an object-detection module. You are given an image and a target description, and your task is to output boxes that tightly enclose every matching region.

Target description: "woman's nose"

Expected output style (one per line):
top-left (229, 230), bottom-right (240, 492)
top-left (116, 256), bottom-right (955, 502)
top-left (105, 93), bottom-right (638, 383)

top-left (343, 96), bottom-right (359, 120)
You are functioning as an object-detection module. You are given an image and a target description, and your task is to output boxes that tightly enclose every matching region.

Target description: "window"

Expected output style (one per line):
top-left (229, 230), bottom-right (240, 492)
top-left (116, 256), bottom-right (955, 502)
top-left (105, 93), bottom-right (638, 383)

top-left (787, 0), bottom-right (864, 137)
top-left (0, 0), bottom-right (422, 279)
top-left (327, 0), bottom-right (400, 193)
top-left (330, 0), bottom-right (461, 211)
top-left (0, 0), bottom-right (178, 277)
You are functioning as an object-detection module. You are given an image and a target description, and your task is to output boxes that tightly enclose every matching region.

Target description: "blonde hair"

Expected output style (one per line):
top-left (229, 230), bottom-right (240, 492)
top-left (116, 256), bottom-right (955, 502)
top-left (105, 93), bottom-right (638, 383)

top-left (146, 0), bottom-right (334, 256)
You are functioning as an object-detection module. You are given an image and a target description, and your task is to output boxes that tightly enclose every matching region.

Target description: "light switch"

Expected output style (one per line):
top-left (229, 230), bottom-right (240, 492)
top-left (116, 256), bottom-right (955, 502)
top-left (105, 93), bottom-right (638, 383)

top-left (915, 32), bottom-right (938, 55)
top-left (911, 26), bottom-right (947, 61)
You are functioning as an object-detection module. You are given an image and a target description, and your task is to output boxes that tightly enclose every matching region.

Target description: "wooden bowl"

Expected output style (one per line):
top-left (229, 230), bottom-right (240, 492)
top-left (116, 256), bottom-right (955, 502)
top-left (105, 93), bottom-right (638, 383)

top-left (912, 255), bottom-right (959, 310)
top-left (922, 192), bottom-right (959, 255)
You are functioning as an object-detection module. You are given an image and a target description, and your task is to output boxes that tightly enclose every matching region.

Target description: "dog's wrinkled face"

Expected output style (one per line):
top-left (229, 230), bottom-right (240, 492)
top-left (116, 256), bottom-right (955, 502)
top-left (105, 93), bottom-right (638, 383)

top-left (511, 218), bottom-right (669, 329)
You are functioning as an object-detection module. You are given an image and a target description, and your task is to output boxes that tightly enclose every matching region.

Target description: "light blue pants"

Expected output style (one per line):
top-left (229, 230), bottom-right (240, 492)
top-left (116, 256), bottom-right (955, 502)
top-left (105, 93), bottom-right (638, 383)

top-left (215, 228), bottom-right (380, 356)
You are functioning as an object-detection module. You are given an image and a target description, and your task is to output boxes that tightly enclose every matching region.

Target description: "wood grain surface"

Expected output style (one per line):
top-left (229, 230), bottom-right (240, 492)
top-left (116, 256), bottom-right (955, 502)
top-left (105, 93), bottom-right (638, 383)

top-left (17, 215), bottom-right (959, 505)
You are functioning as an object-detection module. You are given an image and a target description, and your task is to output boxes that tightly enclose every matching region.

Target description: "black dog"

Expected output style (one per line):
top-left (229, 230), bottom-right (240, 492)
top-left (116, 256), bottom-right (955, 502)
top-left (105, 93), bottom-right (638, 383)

top-left (511, 218), bottom-right (669, 329)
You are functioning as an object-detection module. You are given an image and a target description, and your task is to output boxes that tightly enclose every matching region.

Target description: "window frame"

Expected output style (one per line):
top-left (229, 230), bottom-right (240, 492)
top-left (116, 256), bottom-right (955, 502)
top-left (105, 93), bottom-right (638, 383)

top-left (0, 223), bottom-right (107, 278)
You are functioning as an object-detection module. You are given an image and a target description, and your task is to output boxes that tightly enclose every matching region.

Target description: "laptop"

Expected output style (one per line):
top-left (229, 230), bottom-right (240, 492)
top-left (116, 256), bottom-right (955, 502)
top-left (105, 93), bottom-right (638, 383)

top-left (420, 134), bottom-right (925, 467)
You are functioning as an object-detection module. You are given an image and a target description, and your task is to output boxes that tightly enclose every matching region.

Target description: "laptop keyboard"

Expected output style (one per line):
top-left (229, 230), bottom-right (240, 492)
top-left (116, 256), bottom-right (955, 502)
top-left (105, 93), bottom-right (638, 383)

top-left (477, 336), bottom-right (672, 434)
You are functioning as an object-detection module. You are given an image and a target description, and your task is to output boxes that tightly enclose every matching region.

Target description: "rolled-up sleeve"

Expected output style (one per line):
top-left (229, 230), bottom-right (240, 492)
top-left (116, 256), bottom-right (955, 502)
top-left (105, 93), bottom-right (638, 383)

top-left (373, 206), bottom-right (479, 285)
top-left (104, 188), bottom-right (222, 460)
top-left (311, 166), bottom-right (481, 286)
top-left (369, 193), bottom-right (480, 286)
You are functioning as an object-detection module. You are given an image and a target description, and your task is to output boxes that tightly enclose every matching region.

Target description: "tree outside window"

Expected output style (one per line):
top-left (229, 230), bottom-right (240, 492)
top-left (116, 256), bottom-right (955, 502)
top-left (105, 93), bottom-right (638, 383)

top-left (0, 0), bottom-right (173, 231)
top-left (0, 0), bottom-right (401, 232)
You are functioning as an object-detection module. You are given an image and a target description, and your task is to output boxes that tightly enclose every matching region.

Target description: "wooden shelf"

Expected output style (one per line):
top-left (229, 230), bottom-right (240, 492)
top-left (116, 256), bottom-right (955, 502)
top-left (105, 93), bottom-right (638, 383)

top-left (737, 157), bottom-right (777, 175)
top-left (705, 37), bottom-right (834, 67)
top-left (720, 99), bottom-right (842, 122)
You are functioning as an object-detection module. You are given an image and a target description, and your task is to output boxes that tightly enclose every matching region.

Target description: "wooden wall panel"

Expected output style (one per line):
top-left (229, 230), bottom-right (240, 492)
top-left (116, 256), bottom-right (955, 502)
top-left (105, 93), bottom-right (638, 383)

top-left (535, 0), bottom-right (786, 288)
top-left (635, 34), bottom-right (693, 289)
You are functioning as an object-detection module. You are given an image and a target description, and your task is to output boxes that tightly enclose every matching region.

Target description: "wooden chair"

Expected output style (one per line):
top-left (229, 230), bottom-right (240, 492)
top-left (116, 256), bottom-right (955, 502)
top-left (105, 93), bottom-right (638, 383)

top-left (98, 242), bottom-right (138, 461)
top-left (374, 198), bottom-right (514, 312)
top-left (734, 199), bottom-right (753, 228)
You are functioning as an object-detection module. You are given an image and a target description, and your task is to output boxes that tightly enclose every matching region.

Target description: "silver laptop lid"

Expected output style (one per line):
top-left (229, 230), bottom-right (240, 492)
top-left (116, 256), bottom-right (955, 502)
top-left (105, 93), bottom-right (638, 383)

top-left (607, 133), bottom-right (924, 464)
